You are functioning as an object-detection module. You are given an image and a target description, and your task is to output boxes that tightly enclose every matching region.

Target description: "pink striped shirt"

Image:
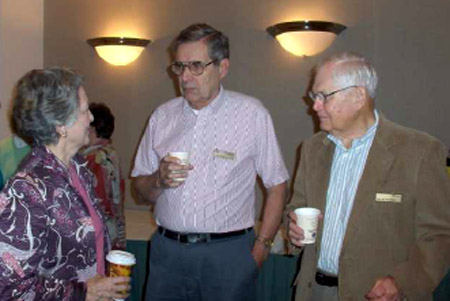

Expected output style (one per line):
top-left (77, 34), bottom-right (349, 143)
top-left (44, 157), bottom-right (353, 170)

top-left (132, 87), bottom-right (289, 233)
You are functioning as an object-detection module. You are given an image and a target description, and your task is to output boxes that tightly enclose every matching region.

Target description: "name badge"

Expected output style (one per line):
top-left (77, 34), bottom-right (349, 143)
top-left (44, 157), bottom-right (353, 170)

top-left (213, 148), bottom-right (235, 160)
top-left (375, 193), bottom-right (402, 203)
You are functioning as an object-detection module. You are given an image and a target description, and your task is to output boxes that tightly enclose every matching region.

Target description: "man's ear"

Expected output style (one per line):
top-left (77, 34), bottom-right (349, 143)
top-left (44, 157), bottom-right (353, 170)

top-left (219, 58), bottom-right (230, 80)
top-left (354, 86), bottom-right (368, 110)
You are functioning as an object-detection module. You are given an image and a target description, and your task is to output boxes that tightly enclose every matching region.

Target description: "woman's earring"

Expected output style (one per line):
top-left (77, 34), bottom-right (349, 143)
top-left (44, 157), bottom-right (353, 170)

top-left (61, 131), bottom-right (67, 138)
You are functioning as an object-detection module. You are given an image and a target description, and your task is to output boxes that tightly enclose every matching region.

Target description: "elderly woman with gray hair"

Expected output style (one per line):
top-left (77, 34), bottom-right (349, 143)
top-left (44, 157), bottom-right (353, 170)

top-left (0, 68), bottom-right (130, 300)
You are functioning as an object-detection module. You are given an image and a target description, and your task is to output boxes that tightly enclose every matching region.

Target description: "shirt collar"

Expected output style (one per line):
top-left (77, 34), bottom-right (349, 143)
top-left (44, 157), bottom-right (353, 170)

top-left (12, 134), bottom-right (28, 148)
top-left (182, 85), bottom-right (225, 116)
top-left (328, 110), bottom-right (379, 150)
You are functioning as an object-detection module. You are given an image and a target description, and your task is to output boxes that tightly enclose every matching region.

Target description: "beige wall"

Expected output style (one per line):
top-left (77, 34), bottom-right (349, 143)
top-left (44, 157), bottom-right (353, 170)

top-left (0, 0), bottom-right (44, 140)
top-left (44, 0), bottom-right (450, 208)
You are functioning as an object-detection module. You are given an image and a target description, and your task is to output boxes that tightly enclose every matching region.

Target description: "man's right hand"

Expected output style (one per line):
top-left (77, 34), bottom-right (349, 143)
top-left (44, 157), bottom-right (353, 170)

top-left (157, 155), bottom-right (193, 188)
top-left (287, 211), bottom-right (305, 247)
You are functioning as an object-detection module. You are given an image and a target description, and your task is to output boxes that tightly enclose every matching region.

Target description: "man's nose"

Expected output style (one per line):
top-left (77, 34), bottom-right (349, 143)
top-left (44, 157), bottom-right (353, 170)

top-left (312, 99), bottom-right (323, 112)
top-left (180, 66), bottom-right (193, 81)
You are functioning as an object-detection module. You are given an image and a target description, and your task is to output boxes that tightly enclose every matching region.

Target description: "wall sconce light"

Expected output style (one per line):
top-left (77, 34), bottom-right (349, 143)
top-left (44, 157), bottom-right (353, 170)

top-left (267, 21), bottom-right (346, 57)
top-left (87, 37), bottom-right (151, 66)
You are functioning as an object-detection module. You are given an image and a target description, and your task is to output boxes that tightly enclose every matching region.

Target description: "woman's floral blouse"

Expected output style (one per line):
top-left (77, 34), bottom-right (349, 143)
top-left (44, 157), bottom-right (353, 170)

top-left (0, 146), bottom-right (109, 300)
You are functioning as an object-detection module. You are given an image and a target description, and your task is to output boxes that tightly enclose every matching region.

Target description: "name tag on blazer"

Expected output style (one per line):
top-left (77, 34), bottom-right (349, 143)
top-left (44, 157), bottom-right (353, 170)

top-left (375, 193), bottom-right (402, 203)
top-left (213, 148), bottom-right (235, 160)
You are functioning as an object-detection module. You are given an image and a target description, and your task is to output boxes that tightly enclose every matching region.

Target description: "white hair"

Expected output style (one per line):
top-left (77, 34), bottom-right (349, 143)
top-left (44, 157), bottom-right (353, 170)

top-left (316, 52), bottom-right (378, 98)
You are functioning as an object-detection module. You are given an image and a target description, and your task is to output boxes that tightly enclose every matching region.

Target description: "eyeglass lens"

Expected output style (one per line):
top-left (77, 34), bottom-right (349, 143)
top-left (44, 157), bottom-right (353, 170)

top-left (171, 61), bottom-right (209, 76)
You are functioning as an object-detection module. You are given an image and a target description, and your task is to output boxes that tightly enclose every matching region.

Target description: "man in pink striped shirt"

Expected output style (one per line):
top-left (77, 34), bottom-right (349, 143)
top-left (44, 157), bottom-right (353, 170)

top-left (132, 23), bottom-right (289, 300)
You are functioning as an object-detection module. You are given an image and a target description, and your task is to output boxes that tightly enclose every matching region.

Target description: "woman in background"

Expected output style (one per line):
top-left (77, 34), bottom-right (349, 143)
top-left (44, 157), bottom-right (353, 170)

top-left (0, 68), bottom-right (130, 300)
top-left (0, 134), bottom-right (30, 190)
top-left (82, 102), bottom-right (126, 250)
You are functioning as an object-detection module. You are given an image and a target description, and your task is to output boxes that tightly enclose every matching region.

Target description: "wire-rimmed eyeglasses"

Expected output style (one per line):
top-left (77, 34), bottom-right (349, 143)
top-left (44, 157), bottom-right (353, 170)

top-left (308, 85), bottom-right (359, 103)
top-left (170, 60), bottom-right (217, 76)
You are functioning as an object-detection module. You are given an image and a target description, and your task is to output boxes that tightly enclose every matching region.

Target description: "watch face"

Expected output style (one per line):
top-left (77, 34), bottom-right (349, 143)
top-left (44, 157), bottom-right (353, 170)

top-left (256, 236), bottom-right (273, 249)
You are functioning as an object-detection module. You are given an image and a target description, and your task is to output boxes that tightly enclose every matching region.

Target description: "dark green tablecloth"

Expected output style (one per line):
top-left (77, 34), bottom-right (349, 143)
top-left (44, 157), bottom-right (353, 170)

top-left (126, 240), bottom-right (150, 301)
top-left (126, 240), bottom-right (450, 301)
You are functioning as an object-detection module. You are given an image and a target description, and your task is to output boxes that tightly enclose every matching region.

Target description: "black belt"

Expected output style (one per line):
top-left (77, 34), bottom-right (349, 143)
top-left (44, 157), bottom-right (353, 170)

top-left (315, 271), bottom-right (339, 287)
top-left (158, 226), bottom-right (252, 244)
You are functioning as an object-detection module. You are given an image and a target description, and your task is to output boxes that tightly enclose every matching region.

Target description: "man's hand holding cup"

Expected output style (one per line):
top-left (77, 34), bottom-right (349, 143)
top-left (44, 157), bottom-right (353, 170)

top-left (288, 208), bottom-right (321, 247)
top-left (158, 152), bottom-right (193, 188)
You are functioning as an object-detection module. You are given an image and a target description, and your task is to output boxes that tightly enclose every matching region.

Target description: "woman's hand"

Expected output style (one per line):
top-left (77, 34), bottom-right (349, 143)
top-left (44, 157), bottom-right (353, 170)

top-left (86, 275), bottom-right (131, 301)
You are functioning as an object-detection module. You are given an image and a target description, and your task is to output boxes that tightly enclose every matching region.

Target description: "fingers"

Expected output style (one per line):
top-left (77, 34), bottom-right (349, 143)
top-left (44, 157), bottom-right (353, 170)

top-left (288, 211), bottom-right (298, 222)
top-left (87, 276), bottom-right (132, 301)
top-left (110, 286), bottom-right (131, 299)
top-left (288, 211), bottom-right (304, 247)
top-left (106, 277), bottom-right (131, 299)
top-left (109, 276), bottom-right (131, 284)
top-left (159, 156), bottom-right (193, 187)
top-left (366, 280), bottom-right (384, 300)
top-left (365, 277), bottom-right (402, 301)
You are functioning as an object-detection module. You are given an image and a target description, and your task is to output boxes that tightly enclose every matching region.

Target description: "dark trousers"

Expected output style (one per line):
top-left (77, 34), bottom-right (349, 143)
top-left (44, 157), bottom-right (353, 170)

top-left (145, 229), bottom-right (258, 301)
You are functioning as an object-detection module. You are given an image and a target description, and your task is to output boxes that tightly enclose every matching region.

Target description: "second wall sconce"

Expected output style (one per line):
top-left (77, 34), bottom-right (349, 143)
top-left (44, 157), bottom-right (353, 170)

top-left (267, 21), bottom-right (346, 57)
top-left (87, 37), bottom-right (151, 66)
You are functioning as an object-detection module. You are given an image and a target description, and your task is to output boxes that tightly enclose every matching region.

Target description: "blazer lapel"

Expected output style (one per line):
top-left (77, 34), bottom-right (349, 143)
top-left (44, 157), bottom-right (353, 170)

top-left (314, 138), bottom-right (335, 213)
top-left (341, 116), bottom-right (396, 251)
top-left (313, 137), bottom-right (335, 250)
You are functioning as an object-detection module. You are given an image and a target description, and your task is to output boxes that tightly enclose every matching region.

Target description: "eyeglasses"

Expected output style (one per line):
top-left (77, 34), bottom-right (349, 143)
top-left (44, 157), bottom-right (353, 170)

top-left (308, 85), bottom-right (359, 103)
top-left (170, 60), bottom-right (217, 76)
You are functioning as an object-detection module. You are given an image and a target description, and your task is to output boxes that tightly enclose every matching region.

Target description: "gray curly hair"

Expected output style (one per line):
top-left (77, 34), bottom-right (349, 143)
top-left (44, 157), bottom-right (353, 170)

top-left (13, 67), bottom-right (84, 146)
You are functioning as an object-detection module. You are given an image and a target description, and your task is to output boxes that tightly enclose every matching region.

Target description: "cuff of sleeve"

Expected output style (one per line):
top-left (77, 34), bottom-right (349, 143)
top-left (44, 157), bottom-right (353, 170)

top-left (389, 264), bottom-right (434, 300)
top-left (288, 243), bottom-right (303, 255)
top-left (73, 281), bottom-right (87, 300)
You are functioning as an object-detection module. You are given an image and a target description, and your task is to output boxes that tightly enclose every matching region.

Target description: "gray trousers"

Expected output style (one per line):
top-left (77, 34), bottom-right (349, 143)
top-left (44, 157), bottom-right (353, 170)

top-left (310, 280), bottom-right (339, 301)
top-left (145, 229), bottom-right (258, 301)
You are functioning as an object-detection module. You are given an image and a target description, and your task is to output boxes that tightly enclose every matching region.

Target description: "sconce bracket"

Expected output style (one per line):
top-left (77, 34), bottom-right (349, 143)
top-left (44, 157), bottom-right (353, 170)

top-left (267, 21), bottom-right (346, 37)
top-left (87, 37), bottom-right (151, 47)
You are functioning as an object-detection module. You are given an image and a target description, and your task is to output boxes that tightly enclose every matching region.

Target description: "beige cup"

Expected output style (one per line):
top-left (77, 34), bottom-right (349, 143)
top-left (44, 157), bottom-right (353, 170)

top-left (168, 152), bottom-right (189, 182)
top-left (294, 207), bottom-right (321, 244)
top-left (106, 250), bottom-right (136, 301)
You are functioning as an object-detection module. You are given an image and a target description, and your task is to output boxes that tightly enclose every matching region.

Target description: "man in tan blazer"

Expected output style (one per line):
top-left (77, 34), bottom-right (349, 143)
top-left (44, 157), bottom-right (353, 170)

top-left (287, 52), bottom-right (450, 300)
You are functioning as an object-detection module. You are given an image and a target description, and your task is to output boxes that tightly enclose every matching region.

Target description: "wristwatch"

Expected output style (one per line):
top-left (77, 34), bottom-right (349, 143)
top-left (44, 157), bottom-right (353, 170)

top-left (255, 236), bottom-right (274, 249)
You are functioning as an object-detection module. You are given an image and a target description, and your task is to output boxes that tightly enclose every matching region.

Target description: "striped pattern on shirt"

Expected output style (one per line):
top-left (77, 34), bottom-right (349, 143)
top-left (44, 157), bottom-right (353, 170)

top-left (317, 111), bottom-right (379, 275)
top-left (132, 87), bottom-right (289, 233)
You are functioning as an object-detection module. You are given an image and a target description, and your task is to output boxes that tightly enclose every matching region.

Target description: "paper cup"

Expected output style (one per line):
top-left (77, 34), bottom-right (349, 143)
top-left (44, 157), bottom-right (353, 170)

top-left (106, 250), bottom-right (136, 301)
top-left (294, 208), bottom-right (321, 244)
top-left (168, 152), bottom-right (189, 164)
top-left (168, 152), bottom-right (189, 182)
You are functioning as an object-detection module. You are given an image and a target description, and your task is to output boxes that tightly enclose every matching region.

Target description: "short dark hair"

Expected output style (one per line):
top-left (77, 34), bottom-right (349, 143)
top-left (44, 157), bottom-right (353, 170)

top-left (171, 23), bottom-right (229, 64)
top-left (89, 102), bottom-right (115, 139)
top-left (13, 67), bottom-right (83, 146)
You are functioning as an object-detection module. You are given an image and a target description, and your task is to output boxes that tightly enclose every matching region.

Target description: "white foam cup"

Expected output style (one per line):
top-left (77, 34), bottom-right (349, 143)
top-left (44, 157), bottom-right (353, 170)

top-left (294, 207), bottom-right (321, 244)
top-left (168, 152), bottom-right (190, 182)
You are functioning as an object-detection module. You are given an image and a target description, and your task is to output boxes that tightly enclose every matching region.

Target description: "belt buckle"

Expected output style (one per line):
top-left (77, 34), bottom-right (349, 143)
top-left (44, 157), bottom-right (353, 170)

top-left (315, 271), bottom-right (338, 287)
top-left (316, 272), bottom-right (325, 285)
top-left (186, 234), bottom-right (209, 244)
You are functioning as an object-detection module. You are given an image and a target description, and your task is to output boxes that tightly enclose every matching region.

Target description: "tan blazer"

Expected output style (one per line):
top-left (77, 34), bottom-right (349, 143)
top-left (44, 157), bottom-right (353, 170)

top-left (288, 115), bottom-right (450, 301)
